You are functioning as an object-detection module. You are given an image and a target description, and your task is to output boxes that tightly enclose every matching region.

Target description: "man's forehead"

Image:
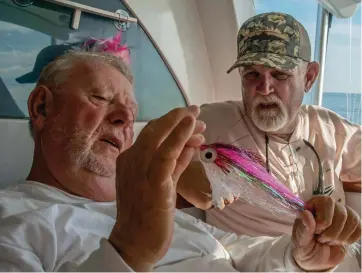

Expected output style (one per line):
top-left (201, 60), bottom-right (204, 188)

top-left (67, 60), bottom-right (138, 109)
top-left (241, 65), bottom-right (295, 73)
top-left (71, 59), bottom-right (120, 76)
top-left (76, 60), bottom-right (113, 76)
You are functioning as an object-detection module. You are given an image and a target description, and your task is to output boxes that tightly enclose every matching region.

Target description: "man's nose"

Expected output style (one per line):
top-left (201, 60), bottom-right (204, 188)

top-left (256, 76), bottom-right (274, 96)
top-left (107, 108), bottom-right (133, 128)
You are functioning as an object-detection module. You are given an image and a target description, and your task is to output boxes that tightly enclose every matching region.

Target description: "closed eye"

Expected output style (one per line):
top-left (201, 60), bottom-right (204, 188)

top-left (243, 71), bottom-right (259, 80)
top-left (272, 72), bottom-right (289, 80)
top-left (93, 95), bottom-right (108, 101)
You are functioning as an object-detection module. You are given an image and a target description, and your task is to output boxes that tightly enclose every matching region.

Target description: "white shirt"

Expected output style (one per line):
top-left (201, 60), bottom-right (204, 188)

top-left (0, 181), bottom-right (304, 272)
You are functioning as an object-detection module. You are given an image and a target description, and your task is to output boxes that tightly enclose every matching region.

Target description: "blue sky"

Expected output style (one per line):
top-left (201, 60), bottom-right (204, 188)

top-left (254, 0), bottom-right (361, 94)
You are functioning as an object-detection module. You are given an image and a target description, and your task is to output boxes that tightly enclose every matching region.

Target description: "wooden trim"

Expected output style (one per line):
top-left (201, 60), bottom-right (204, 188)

top-left (71, 8), bottom-right (81, 29)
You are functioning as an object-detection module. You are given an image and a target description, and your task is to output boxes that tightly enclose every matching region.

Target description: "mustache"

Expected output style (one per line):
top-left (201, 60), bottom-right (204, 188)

top-left (252, 95), bottom-right (282, 108)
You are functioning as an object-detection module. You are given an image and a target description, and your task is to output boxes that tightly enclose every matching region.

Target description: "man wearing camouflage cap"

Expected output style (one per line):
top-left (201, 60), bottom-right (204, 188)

top-left (178, 11), bottom-right (361, 269)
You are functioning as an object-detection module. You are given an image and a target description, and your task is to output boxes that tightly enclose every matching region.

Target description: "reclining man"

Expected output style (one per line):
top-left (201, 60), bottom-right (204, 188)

top-left (0, 50), bottom-right (360, 272)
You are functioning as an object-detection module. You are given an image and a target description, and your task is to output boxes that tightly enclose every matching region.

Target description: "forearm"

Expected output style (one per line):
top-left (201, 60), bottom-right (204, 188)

top-left (176, 194), bottom-right (194, 209)
top-left (197, 217), bottom-right (302, 272)
top-left (216, 233), bottom-right (302, 272)
top-left (177, 161), bottom-right (212, 210)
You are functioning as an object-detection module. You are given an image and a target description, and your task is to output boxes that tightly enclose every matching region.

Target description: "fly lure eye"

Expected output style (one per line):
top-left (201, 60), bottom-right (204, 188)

top-left (200, 148), bottom-right (217, 163)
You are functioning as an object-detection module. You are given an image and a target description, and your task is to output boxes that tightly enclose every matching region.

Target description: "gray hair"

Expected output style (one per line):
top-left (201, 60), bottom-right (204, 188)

top-left (29, 50), bottom-right (134, 138)
top-left (38, 49), bottom-right (133, 87)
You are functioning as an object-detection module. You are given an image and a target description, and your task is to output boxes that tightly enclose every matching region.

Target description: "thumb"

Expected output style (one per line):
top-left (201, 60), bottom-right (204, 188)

top-left (293, 210), bottom-right (316, 249)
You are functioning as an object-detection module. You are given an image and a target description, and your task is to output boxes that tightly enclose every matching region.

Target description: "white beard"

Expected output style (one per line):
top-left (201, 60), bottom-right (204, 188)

top-left (250, 95), bottom-right (289, 132)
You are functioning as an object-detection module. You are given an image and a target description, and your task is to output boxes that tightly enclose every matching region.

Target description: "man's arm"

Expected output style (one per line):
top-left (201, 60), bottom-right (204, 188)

top-left (194, 218), bottom-right (302, 272)
top-left (177, 102), bottom-right (246, 210)
top-left (173, 207), bottom-right (301, 271)
top-left (109, 106), bottom-right (207, 271)
top-left (201, 196), bottom-right (361, 272)
top-left (177, 161), bottom-right (213, 210)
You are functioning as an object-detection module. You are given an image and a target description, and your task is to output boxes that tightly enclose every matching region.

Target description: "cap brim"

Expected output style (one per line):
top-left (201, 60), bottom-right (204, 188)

top-left (16, 71), bottom-right (39, 84)
top-left (227, 52), bottom-right (304, 74)
top-left (15, 44), bottom-right (74, 84)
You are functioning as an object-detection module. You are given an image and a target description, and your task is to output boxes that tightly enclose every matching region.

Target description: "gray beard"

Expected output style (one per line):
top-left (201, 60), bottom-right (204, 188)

top-left (80, 151), bottom-right (116, 178)
top-left (251, 106), bottom-right (288, 132)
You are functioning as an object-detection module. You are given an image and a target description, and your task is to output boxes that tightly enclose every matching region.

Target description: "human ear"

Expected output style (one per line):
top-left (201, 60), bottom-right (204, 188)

top-left (28, 85), bottom-right (54, 135)
top-left (304, 62), bottom-right (320, 93)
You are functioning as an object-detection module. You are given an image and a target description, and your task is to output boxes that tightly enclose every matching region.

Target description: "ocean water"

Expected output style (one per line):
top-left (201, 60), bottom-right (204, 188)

top-left (322, 92), bottom-right (361, 125)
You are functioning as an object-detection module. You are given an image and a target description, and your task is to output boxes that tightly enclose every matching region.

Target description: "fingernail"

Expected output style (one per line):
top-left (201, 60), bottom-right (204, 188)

top-left (318, 238), bottom-right (328, 244)
top-left (196, 120), bottom-right (206, 129)
top-left (296, 212), bottom-right (302, 220)
top-left (188, 105), bottom-right (199, 112)
top-left (195, 134), bottom-right (205, 143)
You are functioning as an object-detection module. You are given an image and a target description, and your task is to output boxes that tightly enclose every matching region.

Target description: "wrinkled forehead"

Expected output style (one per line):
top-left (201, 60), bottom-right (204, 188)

top-left (70, 60), bottom-right (133, 89)
top-left (64, 60), bottom-right (137, 108)
top-left (71, 60), bottom-right (125, 82)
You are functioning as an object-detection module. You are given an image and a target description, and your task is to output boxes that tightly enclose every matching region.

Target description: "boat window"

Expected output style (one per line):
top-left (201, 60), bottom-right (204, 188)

top-left (0, 0), bottom-right (187, 121)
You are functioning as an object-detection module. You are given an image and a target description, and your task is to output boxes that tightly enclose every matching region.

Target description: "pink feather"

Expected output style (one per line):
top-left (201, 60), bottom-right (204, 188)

top-left (82, 31), bottom-right (131, 64)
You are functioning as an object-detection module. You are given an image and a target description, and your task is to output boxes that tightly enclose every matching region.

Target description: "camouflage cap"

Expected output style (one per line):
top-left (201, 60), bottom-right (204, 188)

top-left (227, 12), bottom-right (311, 73)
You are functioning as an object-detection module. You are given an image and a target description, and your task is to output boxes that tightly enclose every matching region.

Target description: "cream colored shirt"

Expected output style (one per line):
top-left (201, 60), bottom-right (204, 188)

top-left (199, 100), bottom-right (361, 237)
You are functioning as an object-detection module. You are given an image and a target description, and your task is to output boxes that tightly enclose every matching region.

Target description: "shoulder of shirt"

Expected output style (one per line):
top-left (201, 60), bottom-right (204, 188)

top-left (0, 182), bottom-right (88, 219)
top-left (301, 104), bottom-right (361, 137)
top-left (199, 100), bottom-right (243, 123)
top-left (200, 100), bottom-right (241, 112)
